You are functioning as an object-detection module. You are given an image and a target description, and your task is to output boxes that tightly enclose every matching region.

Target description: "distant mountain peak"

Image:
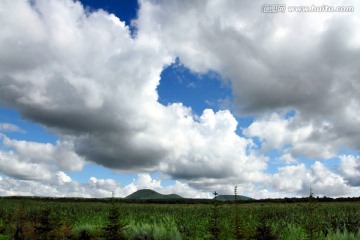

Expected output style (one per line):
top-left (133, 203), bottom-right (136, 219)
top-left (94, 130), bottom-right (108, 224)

top-left (215, 195), bottom-right (253, 201)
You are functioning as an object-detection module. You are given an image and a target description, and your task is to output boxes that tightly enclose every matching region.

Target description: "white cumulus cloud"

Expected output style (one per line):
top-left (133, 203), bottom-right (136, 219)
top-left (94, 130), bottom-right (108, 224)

top-left (0, 0), bottom-right (359, 198)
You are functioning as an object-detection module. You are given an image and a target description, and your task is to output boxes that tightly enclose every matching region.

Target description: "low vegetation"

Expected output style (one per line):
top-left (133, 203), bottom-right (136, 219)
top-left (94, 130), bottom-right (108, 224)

top-left (0, 190), bottom-right (360, 239)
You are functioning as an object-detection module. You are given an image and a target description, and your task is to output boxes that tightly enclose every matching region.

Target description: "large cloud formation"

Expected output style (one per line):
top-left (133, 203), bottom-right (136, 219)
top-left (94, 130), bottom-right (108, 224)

top-left (0, 0), bottom-right (360, 198)
top-left (137, 0), bottom-right (360, 160)
top-left (136, 0), bottom-right (360, 195)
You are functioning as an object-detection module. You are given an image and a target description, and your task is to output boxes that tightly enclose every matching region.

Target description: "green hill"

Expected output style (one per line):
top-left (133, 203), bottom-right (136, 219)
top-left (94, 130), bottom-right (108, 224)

top-left (125, 189), bottom-right (183, 200)
top-left (215, 195), bottom-right (253, 201)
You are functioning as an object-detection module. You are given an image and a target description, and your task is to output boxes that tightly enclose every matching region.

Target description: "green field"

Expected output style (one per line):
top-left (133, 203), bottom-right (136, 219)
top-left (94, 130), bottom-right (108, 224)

top-left (1, 197), bottom-right (360, 239)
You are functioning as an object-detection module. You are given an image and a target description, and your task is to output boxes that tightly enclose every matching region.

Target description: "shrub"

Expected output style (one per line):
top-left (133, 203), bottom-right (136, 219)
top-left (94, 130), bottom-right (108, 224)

top-left (209, 191), bottom-right (220, 240)
top-left (233, 186), bottom-right (245, 240)
top-left (102, 196), bottom-right (127, 240)
top-left (11, 205), bottom-right (33, 240)
top-left (304, 188), bottom-right (322, 240)
top-left (253, 213), bottom-right (277, 240)
top-left (33, 209), bottom-right (63, 240)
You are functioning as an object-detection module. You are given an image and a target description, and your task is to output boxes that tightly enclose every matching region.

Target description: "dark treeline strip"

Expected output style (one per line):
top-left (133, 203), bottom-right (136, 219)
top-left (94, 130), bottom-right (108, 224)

top-left (1, 195), bottom-right (360, 204)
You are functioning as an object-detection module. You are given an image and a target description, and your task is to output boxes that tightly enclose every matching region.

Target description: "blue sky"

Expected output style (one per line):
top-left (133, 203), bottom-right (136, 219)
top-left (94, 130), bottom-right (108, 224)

top-left (0, 0), bottom-right (360, 198)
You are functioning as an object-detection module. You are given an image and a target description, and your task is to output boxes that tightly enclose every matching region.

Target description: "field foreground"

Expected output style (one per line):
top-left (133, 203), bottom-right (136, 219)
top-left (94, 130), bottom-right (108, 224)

top-left (1, 197), bottom-right (360, 239)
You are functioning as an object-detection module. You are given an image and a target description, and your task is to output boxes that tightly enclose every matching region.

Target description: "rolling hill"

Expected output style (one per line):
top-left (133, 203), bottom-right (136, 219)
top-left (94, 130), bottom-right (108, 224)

top-left (125, 189), bottom-right (183, 200)
top-left (215, 195), bottom-right (253, 201)
top-left (125, 189), bottom-right (253, 202)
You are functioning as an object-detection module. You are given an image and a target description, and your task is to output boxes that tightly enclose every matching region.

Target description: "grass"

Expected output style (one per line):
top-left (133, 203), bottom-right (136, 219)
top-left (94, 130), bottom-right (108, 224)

top-left (275, 223), bottom-right (307, 240)
top-left (72, 224), bottom-right (99, 238)
top-left (126, 217), bottom-right (181, 240)
top-left (325, 229), bottom-right (360, 240)
top-left (0, 235), bottom-right (10, 240)
top-left (1, 197), bottom-right (360, 239)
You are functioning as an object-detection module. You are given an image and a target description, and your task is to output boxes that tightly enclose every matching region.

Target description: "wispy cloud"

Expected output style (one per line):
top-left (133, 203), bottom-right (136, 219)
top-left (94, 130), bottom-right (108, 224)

top-left (0, 123), bottom-right (25, 133)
